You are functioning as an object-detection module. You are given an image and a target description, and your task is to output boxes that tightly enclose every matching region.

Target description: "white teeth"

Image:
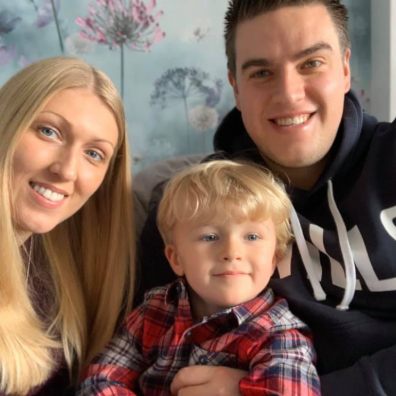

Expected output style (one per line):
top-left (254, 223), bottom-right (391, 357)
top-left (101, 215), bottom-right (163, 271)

top-left (32, 184), bottom-right (65, 202)
top-left (275, 114), bottom-right (310, 126)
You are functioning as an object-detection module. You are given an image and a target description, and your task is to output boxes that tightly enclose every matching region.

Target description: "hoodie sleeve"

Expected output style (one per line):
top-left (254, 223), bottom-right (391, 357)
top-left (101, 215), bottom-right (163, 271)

top-left (320, 344), bottom-right (396, 396)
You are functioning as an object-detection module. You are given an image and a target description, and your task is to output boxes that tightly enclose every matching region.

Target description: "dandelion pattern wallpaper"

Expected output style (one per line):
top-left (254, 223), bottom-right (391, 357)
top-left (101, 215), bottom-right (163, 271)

top-left (0, 0), bottom-right (370, 171)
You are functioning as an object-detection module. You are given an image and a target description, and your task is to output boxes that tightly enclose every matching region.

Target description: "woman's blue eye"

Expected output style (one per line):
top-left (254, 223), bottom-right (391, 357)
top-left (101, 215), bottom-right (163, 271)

top-left (86, 150), bottom-right (104, 162)
top-left (39, 126), bottom-right (58, 139)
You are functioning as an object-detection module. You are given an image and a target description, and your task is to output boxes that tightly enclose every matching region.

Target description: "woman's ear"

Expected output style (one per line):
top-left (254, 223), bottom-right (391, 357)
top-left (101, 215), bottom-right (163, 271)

top-left (165, 244), bottom-right (185, 276)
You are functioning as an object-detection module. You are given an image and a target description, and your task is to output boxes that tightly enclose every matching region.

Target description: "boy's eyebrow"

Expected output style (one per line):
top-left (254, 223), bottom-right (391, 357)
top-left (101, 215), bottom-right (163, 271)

top-left (241, 41), bottom-right (333, 71)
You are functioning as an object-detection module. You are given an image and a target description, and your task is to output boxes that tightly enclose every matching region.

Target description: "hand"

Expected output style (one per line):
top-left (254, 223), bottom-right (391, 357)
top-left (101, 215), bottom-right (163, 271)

top-left (170, 365), bottom-right (246, 396)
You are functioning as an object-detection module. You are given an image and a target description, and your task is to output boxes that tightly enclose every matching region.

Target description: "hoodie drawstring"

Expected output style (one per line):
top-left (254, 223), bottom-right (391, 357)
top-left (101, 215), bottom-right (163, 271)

top-left (290, 207), bottom-right (327, 301)
top-left (291, 180), bottom-right (357, 310)
top-left (327, 180), bottom-right (356, 310)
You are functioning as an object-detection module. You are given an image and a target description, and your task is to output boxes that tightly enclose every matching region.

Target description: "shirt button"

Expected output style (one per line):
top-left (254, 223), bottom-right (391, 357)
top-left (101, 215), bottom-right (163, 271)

top-left (198, 355), bottom-right (208, 365)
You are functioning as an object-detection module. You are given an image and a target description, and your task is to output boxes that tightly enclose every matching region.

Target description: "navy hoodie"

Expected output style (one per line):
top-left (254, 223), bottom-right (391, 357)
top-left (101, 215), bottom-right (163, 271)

top-left (138, 91), bottom-right (396, 395)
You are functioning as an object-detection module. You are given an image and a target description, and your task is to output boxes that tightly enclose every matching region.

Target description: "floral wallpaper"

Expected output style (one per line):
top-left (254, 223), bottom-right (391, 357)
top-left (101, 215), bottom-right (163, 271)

top-left (0, 0), bottom-right (370, 172)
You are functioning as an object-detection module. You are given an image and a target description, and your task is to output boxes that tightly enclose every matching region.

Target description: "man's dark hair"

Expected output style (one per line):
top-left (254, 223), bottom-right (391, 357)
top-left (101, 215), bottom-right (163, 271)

top-left (225, 0), bottom-right (350, 75)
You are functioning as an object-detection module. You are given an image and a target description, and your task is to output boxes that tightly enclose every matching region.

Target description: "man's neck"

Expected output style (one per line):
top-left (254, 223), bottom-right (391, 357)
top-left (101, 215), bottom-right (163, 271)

top-left (263, 156), bottom-right (328, 191)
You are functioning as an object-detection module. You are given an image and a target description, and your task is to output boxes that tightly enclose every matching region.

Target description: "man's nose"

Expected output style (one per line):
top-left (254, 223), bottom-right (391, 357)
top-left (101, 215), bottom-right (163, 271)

top-left (272, 67), bottom-right (305, 105)
top-left (49, 148), bottom-right (78, 181)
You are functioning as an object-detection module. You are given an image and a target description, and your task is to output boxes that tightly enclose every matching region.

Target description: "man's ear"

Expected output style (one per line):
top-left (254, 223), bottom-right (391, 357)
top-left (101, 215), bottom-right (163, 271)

top-left (165, 244), bottom-right (184, 276)
top-left (228, 70), bottom-right (241, 110)
top-left (343, 48), bottom-right (352, 93)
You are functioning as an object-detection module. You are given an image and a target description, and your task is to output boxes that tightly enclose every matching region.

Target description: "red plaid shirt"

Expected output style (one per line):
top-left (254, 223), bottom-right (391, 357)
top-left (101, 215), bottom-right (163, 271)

top-left (78, 279), bottom-right (320, 395)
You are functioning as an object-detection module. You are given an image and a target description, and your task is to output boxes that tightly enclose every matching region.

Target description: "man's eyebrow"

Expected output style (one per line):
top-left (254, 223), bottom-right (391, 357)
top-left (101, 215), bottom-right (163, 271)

top-left (241, 41), bottom-right (333, 71)
top-left (294, 41), bottom-right (333, 60)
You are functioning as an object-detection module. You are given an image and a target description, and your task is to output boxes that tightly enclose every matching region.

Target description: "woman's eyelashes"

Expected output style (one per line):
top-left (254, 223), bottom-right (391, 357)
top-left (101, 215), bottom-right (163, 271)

top-left (85, 149), bottom-right (105, 163)
top-left (38, 125), bottom-right (61, 140)
top-left (36, 124), bottom-right (109, 164)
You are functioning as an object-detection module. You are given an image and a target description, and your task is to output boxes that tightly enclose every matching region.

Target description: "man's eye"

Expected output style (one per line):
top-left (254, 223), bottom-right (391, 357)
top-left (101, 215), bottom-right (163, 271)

top-left (303, 59), bottom-right (322, 69)
top-left (86, 149), bottom-right (104, 162)
top-left (246, 233), bottom-right (260, 241)
top-left (251, 69), bottom-right (271, 79)
top-left (201, 234), bottom-right (218, 242)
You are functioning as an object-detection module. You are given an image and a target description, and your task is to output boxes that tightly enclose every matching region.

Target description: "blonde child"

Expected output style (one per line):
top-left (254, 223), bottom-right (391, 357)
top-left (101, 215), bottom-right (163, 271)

top-left (79, 160), bottom-right (319, 396)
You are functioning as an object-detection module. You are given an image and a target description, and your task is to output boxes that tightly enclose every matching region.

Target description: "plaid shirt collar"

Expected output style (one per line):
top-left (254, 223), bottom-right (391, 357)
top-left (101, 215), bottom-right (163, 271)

top-left (165, 277), bottom-right (275, 329)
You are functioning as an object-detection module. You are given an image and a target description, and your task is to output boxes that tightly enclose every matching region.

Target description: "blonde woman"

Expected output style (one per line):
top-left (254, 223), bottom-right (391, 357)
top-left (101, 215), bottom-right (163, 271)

top-left (0, 56), bottom-right (135, 395)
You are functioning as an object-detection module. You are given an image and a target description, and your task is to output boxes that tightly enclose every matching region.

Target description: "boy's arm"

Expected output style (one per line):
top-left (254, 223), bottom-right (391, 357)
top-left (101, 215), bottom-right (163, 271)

top-left (77, 308), bottom-right (146, 395)
top-left (239, 328), bottom-right (320, 396)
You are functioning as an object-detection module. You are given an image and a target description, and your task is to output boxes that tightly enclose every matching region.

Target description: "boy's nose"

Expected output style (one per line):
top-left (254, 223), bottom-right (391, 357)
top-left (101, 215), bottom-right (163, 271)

top-left (221, 239), bottom-right (242, 261)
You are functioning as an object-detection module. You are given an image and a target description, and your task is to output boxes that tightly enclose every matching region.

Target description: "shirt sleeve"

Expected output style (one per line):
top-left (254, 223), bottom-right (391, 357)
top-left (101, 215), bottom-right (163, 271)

top-left (77, 307), bottom-right (146, 395)
top-left (239, 328), bottom-right (321, 396)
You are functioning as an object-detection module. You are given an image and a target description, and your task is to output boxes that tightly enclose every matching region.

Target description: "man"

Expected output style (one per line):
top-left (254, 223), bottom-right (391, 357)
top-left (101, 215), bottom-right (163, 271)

top-left (138, 1), bottom-right (396, 395)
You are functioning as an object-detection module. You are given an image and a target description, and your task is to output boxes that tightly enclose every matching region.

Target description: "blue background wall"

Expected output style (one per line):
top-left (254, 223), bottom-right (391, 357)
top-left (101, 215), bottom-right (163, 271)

top-left (0, 0), bottom-right (370, 172)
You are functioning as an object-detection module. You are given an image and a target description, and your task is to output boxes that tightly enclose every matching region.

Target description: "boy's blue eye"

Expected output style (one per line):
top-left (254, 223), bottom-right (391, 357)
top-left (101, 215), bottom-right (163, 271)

top-left (246, 233), bottom-right (260, 241)
top-left (201, 234), bottom-right (218, 242)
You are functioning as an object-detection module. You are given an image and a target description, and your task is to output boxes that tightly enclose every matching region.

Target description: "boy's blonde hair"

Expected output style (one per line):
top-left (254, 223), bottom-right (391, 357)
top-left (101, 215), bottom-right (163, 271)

top-left (157, 160), bottom-right (292, 258)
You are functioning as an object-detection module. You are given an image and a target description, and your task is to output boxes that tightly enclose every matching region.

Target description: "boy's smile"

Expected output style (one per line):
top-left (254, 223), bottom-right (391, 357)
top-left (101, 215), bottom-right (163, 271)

top-left (165, 216), bottom-right (277, 320)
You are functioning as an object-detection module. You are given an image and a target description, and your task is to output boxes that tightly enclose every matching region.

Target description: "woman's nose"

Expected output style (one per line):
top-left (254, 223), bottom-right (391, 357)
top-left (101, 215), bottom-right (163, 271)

top-left (49, 150), bottom-right (78, 181)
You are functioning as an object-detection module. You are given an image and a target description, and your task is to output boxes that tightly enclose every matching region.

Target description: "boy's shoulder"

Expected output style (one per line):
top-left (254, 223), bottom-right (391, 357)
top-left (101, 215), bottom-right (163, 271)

top-left (143, 284), bottom-right (170, 302)
top-left (245, 291), bottom-right (309, 334)
top-left (265, 296), bottom-right (309, 331)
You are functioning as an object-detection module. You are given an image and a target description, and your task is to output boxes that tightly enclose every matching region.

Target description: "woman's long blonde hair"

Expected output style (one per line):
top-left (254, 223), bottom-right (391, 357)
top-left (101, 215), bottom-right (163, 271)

top-left (0, 56), bottom-right (135, 394)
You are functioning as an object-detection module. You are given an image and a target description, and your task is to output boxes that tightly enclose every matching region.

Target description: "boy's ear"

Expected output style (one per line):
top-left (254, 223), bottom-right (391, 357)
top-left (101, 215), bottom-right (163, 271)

top-left (165, 244), bottom-right (184, 276)
top-left (272, 250), bottom-right (280, 269)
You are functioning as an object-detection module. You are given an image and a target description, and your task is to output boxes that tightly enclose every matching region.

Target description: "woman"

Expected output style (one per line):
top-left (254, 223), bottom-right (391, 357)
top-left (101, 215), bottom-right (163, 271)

top-left (0, 56), bottom-right (135, 394)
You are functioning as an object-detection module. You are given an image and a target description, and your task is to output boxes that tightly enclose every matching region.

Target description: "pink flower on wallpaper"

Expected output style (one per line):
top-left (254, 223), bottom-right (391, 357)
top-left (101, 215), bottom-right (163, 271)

top-left (76, 0), bottom-right (165, 98)
top-left (76, 0), bottom-right (165, 51)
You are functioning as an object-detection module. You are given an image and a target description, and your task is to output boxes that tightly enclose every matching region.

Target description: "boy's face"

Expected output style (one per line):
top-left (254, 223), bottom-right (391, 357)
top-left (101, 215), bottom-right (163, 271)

top-left (228, 4), bottom-right (351, 188)
top-left (165, 215), bottom-right (277, 320)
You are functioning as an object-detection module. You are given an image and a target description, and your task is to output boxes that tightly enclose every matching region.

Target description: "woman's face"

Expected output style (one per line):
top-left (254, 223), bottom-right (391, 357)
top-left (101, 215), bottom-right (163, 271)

top-left (12, 88), bottom-right (119, 241)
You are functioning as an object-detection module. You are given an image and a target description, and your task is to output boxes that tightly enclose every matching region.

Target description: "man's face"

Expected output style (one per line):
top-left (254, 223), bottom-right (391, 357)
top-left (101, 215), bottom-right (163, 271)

top-left (229, 4), bottom-right (351, 188)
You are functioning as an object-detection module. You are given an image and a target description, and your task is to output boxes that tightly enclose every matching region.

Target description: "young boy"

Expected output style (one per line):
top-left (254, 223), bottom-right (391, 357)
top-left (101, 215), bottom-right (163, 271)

top-left (78, 160), bottom-right (320, 396)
